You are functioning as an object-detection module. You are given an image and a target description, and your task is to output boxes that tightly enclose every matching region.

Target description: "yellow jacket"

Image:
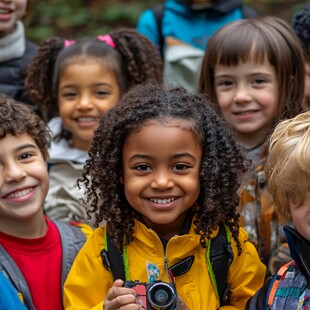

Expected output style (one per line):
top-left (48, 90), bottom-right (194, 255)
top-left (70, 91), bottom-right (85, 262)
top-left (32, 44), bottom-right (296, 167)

top-left (64, 220), bottom-right (266, 310)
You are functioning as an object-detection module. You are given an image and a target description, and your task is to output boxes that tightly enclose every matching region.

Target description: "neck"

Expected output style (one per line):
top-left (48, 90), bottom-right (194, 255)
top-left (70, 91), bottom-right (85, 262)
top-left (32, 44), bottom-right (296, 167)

top-left (237, 131), bottom-right (269, 151)
top-left (0, 211), bottom-right (48, 239)
top-left (142, 210), bottom-right (192, 240)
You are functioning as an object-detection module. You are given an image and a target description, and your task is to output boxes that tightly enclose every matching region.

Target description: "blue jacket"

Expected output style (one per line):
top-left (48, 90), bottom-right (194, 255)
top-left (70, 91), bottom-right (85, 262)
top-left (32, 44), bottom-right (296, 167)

top-left (137, 0), bottom-right (257, 51)
top-left (0, 272), bottom-right (26, 309)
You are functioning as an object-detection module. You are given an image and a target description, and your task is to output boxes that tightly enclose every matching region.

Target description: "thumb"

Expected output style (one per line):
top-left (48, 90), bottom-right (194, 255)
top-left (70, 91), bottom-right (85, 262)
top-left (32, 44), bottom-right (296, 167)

top-left (113, 279), bottom-right (124, 288)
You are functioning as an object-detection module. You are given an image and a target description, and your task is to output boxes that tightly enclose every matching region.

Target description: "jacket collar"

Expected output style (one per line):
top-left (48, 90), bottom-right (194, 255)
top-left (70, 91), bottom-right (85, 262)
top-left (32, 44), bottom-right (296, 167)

top-left (284, 226), bottom-right (310, 279)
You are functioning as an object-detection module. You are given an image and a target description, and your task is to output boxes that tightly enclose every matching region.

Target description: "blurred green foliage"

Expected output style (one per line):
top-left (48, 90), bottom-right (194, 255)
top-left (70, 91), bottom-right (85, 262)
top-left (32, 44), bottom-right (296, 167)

top-left (25, 0), bottom-right (307, 43)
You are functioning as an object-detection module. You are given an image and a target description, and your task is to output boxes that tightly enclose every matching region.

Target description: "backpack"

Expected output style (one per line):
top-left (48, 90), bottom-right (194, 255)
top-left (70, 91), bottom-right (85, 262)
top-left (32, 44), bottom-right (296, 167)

top-left (151, 3), bottom-right (258, 59)
top-left (101, 224), bottom-right (233, 307)
top-left (0, 221), bottom-right (87, 310)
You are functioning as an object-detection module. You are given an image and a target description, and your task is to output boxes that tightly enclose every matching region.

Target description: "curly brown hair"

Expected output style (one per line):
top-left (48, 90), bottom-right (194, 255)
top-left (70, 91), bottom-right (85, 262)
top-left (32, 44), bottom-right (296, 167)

top-left (0, 94), bottom-right (51, 157)
top-left (25, 28), bottom-right (163, 122)
top-left (79, 82), bottom-right (248, 254)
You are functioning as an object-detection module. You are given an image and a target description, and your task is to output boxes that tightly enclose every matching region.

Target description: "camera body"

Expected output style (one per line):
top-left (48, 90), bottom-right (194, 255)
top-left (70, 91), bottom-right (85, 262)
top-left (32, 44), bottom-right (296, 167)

top-left (124, 280), bottom-right (179, 309)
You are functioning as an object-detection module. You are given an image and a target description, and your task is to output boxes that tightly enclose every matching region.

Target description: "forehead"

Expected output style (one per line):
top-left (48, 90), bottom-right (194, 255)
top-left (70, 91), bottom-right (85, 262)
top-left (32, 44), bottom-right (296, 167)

top-left (0, 133), bottom-right (38, 154)
top-left (124, 119), bottom-right (201, 152)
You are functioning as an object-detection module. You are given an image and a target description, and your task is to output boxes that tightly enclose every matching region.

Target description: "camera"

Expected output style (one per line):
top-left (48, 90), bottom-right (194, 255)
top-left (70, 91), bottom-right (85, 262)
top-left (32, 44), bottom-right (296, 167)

top-left (124, 280), bottom-right (179, 309)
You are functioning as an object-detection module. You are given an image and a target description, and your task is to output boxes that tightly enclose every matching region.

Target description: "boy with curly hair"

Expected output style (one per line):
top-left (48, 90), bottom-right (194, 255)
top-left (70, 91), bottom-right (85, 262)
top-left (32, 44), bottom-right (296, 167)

top-left (0, 95), bottom-right (92, 310)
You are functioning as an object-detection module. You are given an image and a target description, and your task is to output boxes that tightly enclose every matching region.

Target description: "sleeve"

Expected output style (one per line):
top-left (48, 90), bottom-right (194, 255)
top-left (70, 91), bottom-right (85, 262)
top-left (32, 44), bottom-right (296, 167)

top-left (136, 9), bottom-right (160, 46)
top-left (222, 227), bottom-right (267, 309)
top-left (63, 227), bottom-right (113, 310)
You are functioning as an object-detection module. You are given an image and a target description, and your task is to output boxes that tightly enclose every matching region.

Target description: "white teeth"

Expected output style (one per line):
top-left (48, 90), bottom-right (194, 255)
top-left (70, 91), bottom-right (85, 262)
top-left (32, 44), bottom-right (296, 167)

top-left (6, 188), bottom-right (33, 199)
top-left (150, 198), bottom-right (175, 204)
top-left (0, 9), bottom-right (10, 14)
top-left (77, 117), bottom-right (98, 122)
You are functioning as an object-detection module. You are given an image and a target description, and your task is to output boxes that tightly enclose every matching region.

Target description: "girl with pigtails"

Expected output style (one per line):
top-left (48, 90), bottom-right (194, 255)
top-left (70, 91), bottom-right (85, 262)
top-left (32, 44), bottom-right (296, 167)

top-left (25, 28), bottom-right (163, 226)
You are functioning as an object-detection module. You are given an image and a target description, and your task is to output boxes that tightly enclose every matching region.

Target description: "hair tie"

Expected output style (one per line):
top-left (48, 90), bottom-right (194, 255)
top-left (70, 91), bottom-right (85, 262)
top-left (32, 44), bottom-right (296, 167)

top-left (64, 40), bottom-right (75, 48)
top-left (97, 35), bottom-right (116, 48)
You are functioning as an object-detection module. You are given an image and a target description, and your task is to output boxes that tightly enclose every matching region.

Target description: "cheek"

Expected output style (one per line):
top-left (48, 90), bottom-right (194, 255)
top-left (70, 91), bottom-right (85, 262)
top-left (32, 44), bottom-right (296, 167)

top-left (216, 93), bottom-right (231, 111)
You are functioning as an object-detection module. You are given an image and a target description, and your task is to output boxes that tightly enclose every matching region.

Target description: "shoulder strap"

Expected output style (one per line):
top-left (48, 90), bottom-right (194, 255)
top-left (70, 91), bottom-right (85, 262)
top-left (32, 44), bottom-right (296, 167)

top-left (267, 261), bottom-right (293, 307)
top-left (209, 224), bottom-right (234, 306)
top-left (151, 3), bottom-right (164, 59)
top-left (101, 231), bottom-right (126, 281)
top-left (0, 245), bottom-right (35, 310)
top-left (54, 221), bottom-right (87, 290)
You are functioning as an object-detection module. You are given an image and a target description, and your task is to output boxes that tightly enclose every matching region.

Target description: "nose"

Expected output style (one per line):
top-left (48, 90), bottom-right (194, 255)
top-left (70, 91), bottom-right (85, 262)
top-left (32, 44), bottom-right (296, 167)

top-left (233, 85), bottom-right (252, 104)
top-left (151, 169), bottom-right (174, 190)
top-left (76, 93), bottom-right (93, 110)
top-left (4, 162), bottom-right (27, 183)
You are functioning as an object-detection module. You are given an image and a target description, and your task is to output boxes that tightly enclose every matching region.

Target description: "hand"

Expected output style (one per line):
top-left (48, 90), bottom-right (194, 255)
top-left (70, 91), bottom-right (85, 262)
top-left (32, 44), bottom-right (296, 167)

top-left (104, 279), bottom-right (142, 309)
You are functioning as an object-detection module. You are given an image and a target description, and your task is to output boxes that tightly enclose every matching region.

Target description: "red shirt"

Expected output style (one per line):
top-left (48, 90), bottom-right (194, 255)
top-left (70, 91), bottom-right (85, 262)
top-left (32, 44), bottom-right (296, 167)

top-left (0, 217), bottom-right (63, 310)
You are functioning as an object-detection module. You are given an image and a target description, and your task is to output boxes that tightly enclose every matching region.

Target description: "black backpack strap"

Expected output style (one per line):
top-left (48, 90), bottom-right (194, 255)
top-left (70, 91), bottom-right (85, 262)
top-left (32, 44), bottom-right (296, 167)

top-left (151, 3), bottom-right (164, 59)
top-left (210, 224), bottom-right (234, 306)
top-left (101, 230), bottom-right (126, 281)
top-left (0, 245), bottom-right (35, 310)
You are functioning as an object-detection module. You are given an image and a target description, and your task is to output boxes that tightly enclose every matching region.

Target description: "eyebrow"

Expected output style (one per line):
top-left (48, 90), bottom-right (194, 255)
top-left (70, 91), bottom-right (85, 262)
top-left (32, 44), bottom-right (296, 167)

top-left (60, 82), bottom-right (112, 89)
top-left (128, 153), bottom-right (197, 163)
top-left (16, 144), bottom-right (38, 152)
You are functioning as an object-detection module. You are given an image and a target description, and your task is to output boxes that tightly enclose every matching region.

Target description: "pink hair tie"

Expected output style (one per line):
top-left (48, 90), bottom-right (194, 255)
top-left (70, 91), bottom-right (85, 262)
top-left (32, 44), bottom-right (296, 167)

top-left (97, 35), bottom-right (116, 48)
top-left (64, 40), bottom-right (75, 48)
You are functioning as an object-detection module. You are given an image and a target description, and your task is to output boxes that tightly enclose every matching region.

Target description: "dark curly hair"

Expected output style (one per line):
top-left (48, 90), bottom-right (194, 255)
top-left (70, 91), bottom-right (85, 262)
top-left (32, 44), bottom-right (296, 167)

top-left (25, 28), bottom-right (163, 123)
top-left (292, 3), bottom-right (310, 60)
top-left (79, 82), bottom-right (248, 255)
top-left (0, 94), bottom-right (51, 158)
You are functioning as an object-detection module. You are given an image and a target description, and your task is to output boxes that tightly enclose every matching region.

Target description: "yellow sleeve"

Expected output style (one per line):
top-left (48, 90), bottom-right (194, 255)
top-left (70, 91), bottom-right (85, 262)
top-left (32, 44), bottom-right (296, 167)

top-left (224, 227), bottom-right (266, 309)
top-left (64, 227), bottom-right (113, 310)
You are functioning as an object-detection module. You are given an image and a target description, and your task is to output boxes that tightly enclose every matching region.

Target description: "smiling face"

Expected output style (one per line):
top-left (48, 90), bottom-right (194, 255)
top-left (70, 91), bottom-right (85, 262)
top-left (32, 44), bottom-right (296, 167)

top-left (215, 58), bottom-right (278, 148)
top-left (0, 133), bottom-right (49, 233)
top-left (122, 119), bottom-right (202, 238)
top-left (58, 59), bottom-right (121, 151)
top-left (0, 0), bottom-right (27, 36)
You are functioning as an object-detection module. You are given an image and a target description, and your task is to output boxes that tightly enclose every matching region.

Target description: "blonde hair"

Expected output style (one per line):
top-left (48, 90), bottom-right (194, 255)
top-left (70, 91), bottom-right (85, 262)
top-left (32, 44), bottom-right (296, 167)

top-left (265, 111), bottom-right (310, 219)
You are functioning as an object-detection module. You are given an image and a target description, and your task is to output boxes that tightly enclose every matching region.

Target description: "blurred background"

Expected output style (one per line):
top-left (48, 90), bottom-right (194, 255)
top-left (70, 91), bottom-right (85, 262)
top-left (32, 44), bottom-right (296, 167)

top-left (26, 0), bottom-right (309, 43)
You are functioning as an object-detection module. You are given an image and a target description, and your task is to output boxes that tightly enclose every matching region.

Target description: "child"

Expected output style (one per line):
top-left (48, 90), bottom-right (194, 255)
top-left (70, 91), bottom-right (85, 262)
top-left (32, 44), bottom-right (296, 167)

top-left (0, 95), bottom-right (92, 310)
top-left (25, 28), bottom-right (163, 225)
top-left (292, 3), bottom-right (310, 110)
top-left (0, 0), bottom-right (38, 112)
top-left (136, 0), bottom-right (257, 91)
top-left (198, 16), bottom-right (305, 273)
top-left (246, 111), bottom-right (310, 309)
top-left (63, 82), bottom-right (266, 310)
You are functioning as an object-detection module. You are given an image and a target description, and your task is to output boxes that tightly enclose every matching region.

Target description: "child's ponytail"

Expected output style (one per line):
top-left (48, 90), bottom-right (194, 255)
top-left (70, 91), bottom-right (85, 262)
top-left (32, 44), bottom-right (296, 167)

top-left (25, 37), bottom-right (64, 122)
top-left (109, 28), bottom-right (163, 90)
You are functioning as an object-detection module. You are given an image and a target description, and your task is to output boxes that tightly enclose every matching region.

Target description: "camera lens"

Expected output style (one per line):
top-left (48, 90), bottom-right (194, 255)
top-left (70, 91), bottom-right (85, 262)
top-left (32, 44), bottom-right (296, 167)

top-left (147, 282), bottom-right (176, 309)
